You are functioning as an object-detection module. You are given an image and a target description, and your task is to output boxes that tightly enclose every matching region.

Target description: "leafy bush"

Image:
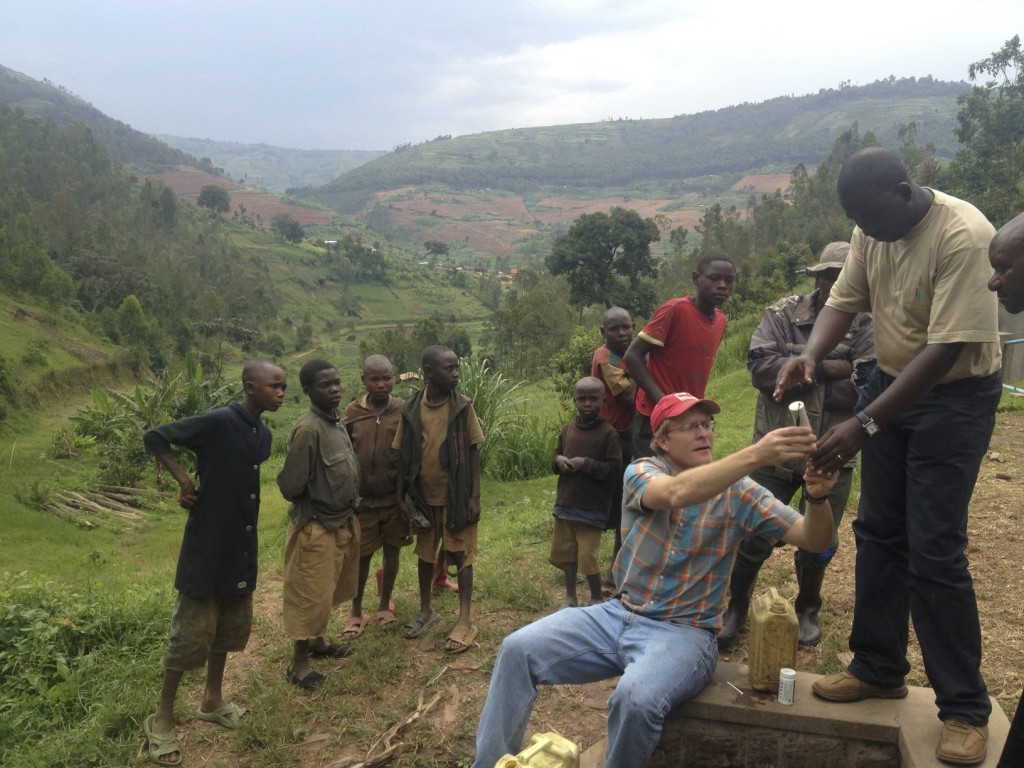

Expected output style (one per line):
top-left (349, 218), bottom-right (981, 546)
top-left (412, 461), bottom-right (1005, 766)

top-left (68, 352), bottom-right (240, 486)
top-left (49, 428), bottom-right (96, 459)
top-left (547, 325), bottom-right (602, 410)
top-left (0, 573), bottom-right (168, 767)
top-left (20, 340), bottom-right (50, 367)
top-left (484, 413), bottom-right (559, 481)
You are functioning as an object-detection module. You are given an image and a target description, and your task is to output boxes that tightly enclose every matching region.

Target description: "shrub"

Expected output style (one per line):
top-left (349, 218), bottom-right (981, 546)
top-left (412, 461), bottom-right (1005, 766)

top-left (0, 573), bottom-right (169, 767)
top-left (49, 429), bottom-right (96, 460)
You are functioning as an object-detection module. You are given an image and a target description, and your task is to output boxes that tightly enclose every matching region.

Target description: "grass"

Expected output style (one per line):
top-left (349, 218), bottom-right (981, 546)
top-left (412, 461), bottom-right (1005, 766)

top-left (0, 379), bottom-right (593, 767)
top-left (7, 341), bottom-right (1021, 766)
top-left (0, 338), bottom-right (748, 767)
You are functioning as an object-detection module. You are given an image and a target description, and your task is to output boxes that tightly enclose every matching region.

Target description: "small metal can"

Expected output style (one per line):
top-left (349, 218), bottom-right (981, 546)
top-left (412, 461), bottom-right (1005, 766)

top-left (777, 667), bottom-right (796, 705)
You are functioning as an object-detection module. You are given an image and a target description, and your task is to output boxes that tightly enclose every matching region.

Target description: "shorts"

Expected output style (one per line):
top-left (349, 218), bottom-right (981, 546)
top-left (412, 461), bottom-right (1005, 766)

top-left (413, 504), bottom-right (477, 570)
top-left (548, 516), bottom-right (603, 576)
top-left (282, 516), bottom-right (360, 640)
top-left (162, 592), bottom-right (253, 672)
top-left (357, 501), bottom-right (413, 556)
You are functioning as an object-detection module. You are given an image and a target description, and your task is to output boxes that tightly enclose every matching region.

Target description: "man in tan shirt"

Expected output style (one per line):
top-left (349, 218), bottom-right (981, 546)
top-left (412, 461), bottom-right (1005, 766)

top-left (776, 148), bottom-right (1001, 765)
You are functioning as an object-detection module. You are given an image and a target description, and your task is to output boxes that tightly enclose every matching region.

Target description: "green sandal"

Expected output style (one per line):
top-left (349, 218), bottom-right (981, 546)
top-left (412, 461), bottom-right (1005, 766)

top-left (143, 714), bottom-right (182, 767)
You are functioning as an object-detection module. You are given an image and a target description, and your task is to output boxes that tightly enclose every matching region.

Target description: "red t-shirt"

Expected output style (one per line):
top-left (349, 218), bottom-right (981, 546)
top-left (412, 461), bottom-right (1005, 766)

top-left (591, 344), bottom-right (633, 431)
top-left (634, 296), bottom-right (726, 415)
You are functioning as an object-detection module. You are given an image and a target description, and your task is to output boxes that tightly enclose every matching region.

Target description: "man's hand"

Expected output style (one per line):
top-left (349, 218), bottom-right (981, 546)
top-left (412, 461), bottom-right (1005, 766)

top-left (810, 419), bottom-right (865, 475)
top-left (802, 465), bottom-right (837, 500)
top-left (751, 425), bottom-right (816, 468)
top-left (401, 493), bottom-right (432, 531)
top-left (468, 496), bottom-right (481, 524)
top-left (177, 478), bottom-right (199, 509)
top-left (774, 356), bottom-right (817, 402)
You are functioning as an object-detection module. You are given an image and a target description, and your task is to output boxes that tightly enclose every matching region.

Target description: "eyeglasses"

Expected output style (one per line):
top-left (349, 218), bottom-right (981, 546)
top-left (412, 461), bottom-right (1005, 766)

top-left (665, 418), bottom-right (715, 436)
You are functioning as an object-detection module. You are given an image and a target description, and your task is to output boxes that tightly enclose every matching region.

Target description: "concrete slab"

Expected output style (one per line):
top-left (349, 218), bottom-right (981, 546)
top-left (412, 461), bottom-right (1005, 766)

top-left (578, 662), bottom-right (1010, 767)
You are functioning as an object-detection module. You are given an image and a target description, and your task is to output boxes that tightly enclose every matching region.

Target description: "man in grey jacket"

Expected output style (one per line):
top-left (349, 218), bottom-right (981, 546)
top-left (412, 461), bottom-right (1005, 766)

top-left (718, 242), bottom-right (874, 650)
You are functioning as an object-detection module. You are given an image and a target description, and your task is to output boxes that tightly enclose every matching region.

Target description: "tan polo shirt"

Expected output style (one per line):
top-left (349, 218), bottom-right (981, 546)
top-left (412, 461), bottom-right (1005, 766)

top-left (826, 189), bottom-right (1000, 383)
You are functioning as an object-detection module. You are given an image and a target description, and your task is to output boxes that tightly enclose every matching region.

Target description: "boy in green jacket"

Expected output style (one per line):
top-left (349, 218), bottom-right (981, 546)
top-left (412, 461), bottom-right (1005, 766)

top-left (394, 345), bottom-right (484, 653)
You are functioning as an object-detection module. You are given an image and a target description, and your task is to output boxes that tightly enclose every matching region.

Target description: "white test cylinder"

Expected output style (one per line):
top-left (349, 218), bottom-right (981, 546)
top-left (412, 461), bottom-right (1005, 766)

top-left (789, 401), bottom-right (811, 427)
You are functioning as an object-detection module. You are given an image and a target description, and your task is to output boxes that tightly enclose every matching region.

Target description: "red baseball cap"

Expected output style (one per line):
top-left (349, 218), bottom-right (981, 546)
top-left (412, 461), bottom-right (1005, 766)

top-left (650, 392), bottom-right (721, 433)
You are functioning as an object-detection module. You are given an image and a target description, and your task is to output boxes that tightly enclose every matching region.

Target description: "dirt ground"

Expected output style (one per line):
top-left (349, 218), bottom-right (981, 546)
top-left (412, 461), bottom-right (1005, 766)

top-left (167, 407), bottom-right (1024, 767)
top-left (376, 187), bottom-right (705, 257)
top-left (145, 168), bottom-right (334, 226)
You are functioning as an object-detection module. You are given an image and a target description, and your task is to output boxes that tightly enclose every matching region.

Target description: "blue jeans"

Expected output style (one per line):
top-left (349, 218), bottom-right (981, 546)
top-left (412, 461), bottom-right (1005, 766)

top-left (997, 693), bottom-right (1024, 767)
top-left (471, 599), bottom-right (718, 768)
top-left (848, 368), bottom-right (1000, 725)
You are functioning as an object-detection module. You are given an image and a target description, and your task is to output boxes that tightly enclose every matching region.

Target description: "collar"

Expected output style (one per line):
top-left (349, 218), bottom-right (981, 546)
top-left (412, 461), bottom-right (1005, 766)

top-left (309, 403), bottom-right (341, 424)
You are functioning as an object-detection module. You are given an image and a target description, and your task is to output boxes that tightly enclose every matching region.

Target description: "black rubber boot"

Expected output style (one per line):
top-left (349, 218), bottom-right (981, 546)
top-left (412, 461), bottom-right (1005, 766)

top-left (794, 554), bottom-right (827, 647)
top-left (717, 558), bottom-right (762, 651)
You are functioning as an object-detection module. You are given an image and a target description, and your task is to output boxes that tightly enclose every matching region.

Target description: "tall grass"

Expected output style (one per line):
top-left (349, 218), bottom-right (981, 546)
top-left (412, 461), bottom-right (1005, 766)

top-left (457, 356), bottom-right (562, 481)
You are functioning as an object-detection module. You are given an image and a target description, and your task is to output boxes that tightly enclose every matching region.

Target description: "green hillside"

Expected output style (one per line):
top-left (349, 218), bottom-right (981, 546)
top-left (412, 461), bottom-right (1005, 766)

top-left (296, 77), bottom-right (968, 213)
top-left (0, 100), bottom-right (492, 420)
top-left (0, 63), bottom-right (204, 173)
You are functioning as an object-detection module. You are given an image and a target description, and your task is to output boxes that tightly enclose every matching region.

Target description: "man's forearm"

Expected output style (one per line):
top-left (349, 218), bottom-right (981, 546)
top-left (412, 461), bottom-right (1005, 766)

top-left (155, 453), bottom-right (191, 487)
top-left (641, 428), bottom-right (816, 511)
top-left (642, 444), bottom-right (769, 510)
top-left (802, 307), bottom-right (856, 364)
top-left (623, 340), bottom-right (664, 404)
top-left (798, 498), bottom-right (834, 552)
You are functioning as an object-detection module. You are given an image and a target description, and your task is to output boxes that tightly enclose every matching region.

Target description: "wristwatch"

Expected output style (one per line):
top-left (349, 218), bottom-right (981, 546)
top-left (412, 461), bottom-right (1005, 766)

top-left (856, 411), bottom-right (880, 437)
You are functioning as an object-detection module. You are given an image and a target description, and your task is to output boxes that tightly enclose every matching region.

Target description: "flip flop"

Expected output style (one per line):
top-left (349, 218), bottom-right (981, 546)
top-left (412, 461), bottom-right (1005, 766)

top-left (341, 616), bottom-right (367, 639)
top-left (143, 714), bottom-right (182, 767)
top-left (195, 701), bottom-right (248, 729)
top-left (401, 611), bottom-right (441, 639)
top-left (287, 668), bottom-right (326, 689)
top-left (310, 642), bottom-right (352, 658)
top-left (445, 624), bottom-right (479, 654)
top-left (376, 609), bottom-right (397, 628)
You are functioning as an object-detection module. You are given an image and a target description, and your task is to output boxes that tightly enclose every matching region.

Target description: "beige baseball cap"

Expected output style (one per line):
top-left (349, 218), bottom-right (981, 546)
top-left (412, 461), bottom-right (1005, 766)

top-left (805, 241), bottom-right (850, 274)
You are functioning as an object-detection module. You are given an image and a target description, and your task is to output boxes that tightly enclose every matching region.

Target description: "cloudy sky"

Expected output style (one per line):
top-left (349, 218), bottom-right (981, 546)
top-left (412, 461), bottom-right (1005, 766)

top-left (3, 2), bottom-right (1021, 151)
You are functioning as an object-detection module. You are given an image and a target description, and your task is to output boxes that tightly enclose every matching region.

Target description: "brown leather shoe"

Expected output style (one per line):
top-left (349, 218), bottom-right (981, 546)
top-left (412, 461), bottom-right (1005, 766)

top-left (936, 720), bottom-right (988, 765)
top-left (811, 671), bottom-right (908, 702)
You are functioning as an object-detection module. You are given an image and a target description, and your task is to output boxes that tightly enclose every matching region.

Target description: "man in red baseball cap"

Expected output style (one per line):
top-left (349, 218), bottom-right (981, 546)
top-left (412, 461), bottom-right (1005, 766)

top-left (471, 392), bottom-right (836, 768)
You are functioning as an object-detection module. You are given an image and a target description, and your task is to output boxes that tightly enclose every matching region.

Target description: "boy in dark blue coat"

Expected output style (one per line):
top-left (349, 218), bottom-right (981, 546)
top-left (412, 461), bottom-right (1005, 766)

top-left (141, 360), bottom-right (286, 767)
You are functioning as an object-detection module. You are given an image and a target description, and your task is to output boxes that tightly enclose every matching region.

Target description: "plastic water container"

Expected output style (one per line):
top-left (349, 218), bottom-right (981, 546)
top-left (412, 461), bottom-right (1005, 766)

top-left (495, 732), bottom-right (581, 768)
top-left (748, 587), bottom-right (798, 693)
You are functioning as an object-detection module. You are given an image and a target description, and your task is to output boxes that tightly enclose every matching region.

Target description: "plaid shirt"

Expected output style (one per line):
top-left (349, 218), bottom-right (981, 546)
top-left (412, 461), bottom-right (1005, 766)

top-left (613, 455), bottom-right (799, 632)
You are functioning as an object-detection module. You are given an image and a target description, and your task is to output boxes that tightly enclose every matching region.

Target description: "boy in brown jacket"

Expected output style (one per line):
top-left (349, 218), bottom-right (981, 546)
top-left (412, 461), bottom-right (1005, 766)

top-left (342, 354), bottom-right (411, 636)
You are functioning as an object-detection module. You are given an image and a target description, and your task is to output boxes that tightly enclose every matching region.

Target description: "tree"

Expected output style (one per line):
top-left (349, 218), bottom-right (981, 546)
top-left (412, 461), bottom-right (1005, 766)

top-left (424, 240), bottom-right (449, 257)
top-left (944, 35), bottom-right (1024, 225)
top-left (482, 277), bottom-right (575, 379)
top-left (270, 212), bottom-right (304, 243)
top-left (116, 296), bottom-right (149, 348)
top-left (196, 185), bottom-right (230, 214)
top-left (342, 233), bottom-right (389, 284)
top-left (694, 203), bottom-right (751, 261)
top-left (546, 207), bottom-right (661, 317)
